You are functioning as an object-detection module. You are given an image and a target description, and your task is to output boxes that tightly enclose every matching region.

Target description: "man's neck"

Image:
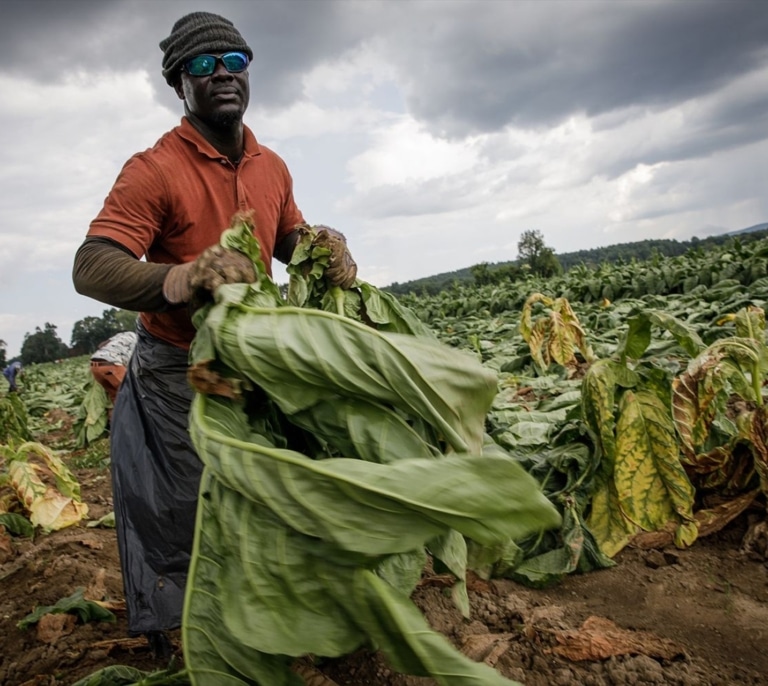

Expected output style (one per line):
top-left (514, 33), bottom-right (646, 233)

top-left (186, 113), bottom-right (244, 164)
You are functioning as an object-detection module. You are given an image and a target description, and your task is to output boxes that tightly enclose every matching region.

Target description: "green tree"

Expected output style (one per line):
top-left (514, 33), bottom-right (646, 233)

top-left (471, 263), bottom-right (493, 285)
top-left (517, 229), bottom-right (562, 278)
top-left (20, 323), bottom-right (69, 365)
top-left (114, 309), bottom-right (139, 332)
top-left (0, 339), bottom-right (7, 369)
top-left (472, 262), bottom-right (525, 286)
top-left (495, 263), bottom-right (525, 283)
top-left (70, 308), bottom-right (138, 355)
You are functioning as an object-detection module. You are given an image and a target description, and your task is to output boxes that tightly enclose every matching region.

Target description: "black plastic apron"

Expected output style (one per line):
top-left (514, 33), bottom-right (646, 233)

top-left (110, 321), bottom-right (202, 635)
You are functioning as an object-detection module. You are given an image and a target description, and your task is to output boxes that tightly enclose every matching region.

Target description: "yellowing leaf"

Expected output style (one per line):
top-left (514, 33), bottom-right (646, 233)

top-left (521, 293), bottom-right (594, 371)
top-left (8, 461), bottom-right (47, 510)
top-left (548, 311), bottom-right (576, 366)
top-left (30, 489), bottom-right (89, 532)
top-left (581, 360), bottom-right (624, 462)
top-left (586, 477), bottom-right (636, 558)
top-left (529, 319), bottom-right (549, 370)
top-left (614, 390), bottom-right (695, 538)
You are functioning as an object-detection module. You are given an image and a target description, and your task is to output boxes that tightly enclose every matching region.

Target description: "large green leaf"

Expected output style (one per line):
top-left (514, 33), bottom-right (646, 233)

top-left (74, 379), bottom-right (110, 449)
top-left (184, 480), bottom-right (522, 685)
top-left (185, 394), bottom-right (557, 684)
top-left (190, 395), bottom-right (559, 560)
top-left (619, 310), bottom-right (704, 361)
top-left (199, 284), bottom-right (496, 456)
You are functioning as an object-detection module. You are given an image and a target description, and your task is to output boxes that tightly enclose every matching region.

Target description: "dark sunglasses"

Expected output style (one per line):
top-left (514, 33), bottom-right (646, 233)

top-left (183, 52), bottom-right (249, 77)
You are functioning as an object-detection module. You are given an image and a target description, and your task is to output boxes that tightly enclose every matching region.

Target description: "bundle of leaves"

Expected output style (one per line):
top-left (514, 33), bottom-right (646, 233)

top-left (73, 377), bottom-right (110, 448)
top-left (0, 392), bottom-right (31, 444)
top-left (181, 214), bottom-right (560, 685)
top-left (20, 358), bottom-right (90, 419)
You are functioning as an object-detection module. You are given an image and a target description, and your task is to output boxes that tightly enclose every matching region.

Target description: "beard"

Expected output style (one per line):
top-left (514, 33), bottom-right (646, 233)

top-left (209, 109), bottom-right (243, 130)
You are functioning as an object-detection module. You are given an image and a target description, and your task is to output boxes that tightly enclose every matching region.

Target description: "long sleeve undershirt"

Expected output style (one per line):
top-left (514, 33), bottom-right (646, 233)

top-left (72, 237), bottom-right (173, 312)
top-left (72, 231), bottom-right (301, 312)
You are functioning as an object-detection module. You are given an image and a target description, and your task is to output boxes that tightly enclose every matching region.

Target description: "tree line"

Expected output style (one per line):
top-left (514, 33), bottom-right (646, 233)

top-left (386, 226), bottom-right (768, 296)
top-left (0, 309), bottom-right (138, 368)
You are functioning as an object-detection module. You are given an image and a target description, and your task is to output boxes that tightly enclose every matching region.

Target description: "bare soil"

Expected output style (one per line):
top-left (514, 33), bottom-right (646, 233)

top-left (2, 411), bottom-right (767, 686)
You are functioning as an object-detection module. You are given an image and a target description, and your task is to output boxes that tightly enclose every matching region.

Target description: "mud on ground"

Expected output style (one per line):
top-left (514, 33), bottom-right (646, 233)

top-left (1, 419), bottom-right (767, 685)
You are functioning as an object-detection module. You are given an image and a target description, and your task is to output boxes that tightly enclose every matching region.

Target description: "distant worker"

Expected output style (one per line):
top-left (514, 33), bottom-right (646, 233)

top-left (90, 331), bottom-right (138, 405)
top-left (3, 360), bottom-right (22, 393)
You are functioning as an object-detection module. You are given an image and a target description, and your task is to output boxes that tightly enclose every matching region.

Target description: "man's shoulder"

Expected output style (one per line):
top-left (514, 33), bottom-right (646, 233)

top-left (243, 131), bottom-right (291, 173)
top-left (118, 126), bottom-right (188, 180)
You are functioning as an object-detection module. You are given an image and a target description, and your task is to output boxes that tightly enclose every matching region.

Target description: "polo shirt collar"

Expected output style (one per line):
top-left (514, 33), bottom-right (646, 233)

top-left (177, 116), bottom-right (262, 160)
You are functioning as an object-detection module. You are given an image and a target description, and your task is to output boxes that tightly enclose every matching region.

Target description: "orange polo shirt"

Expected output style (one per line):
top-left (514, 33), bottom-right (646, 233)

top-left (88, 117), bottom-right (304, 349)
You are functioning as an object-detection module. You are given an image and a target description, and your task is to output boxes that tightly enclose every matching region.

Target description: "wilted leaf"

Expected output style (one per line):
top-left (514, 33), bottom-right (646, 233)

top-left (550, 616), bottom-right (685, 661)
top-left (0, 527), bottom-right (12, 564)
top-left (7, 442), bottom-right (88, 532)
top-left (749, 406), bottom-right (768, 492)
top-left (672, 350), bottom-right (727, 459)
top-left (733, 305), bottom-right (766, 340)
top-left (630, 489), bottom-right (759, 548)
top-left (36, 612), bottom-right (77, 644)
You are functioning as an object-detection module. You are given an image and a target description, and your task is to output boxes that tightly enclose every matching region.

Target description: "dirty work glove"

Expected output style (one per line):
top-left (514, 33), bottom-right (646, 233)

top-left (163, 245), bottom-right (256, 305)
top-left (312, 225), bottom-right (357, 289)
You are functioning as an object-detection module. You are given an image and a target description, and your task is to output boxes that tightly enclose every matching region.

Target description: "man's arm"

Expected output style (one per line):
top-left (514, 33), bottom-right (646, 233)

top-left (72, 237), bottom-right (174, 312)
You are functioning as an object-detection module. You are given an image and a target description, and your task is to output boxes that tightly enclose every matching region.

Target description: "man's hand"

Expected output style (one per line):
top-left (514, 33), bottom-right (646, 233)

top-left (163, 245), bottom-right (256, 305)
top-left (312, 226), bottom-right (357, 289)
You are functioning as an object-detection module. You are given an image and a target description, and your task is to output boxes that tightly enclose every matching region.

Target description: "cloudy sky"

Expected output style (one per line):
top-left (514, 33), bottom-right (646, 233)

top-left (1, 0), bottom-right (767, 357)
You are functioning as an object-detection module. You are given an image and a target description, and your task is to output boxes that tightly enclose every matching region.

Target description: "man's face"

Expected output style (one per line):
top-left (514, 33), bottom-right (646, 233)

top-left (174, 53), bottom-right (250, 128)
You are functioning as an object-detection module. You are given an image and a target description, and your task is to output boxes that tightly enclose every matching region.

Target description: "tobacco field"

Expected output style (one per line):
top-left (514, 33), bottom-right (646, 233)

top-left (1, 232), bottom-right (767, 685)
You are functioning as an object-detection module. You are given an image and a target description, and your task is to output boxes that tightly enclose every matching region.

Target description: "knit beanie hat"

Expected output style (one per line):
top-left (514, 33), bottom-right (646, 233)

top-left (159, 11), bottom-right (253, 86)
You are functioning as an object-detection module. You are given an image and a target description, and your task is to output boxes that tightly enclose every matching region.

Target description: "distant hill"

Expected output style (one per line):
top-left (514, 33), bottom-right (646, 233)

top-left (386, 222), bottom-right (768, 296)
top-left (727, 222), bottom-right (768, 236)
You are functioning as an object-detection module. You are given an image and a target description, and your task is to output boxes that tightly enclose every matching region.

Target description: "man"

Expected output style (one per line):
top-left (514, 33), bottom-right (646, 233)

top-left (90, 331), bottom-right (138, 406)
top-left (3, 359), bottom-right (22, 393)
top-left (72, 11), bottom-right (356, 659)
